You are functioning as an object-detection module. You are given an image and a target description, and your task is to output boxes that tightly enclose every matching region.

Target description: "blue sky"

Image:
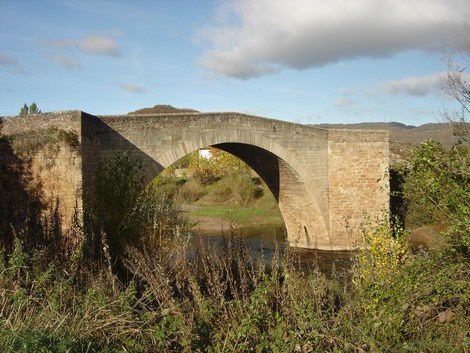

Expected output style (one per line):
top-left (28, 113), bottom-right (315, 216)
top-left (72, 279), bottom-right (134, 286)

top-left (0, 0), bottom-right (468, 125)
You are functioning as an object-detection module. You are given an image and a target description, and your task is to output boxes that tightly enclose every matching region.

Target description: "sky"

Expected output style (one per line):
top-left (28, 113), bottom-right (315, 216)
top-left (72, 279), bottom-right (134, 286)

top-left (0, 0), bottom-right (469, 125)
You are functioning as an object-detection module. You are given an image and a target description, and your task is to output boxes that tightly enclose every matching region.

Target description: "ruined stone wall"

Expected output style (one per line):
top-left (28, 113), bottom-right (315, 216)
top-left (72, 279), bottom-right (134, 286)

top-left (327, 129), bottom-right (390, 249)
top-left (1, 111), bottom-right (82, 135)
top-left (0, 111), bottom-right (83, 237)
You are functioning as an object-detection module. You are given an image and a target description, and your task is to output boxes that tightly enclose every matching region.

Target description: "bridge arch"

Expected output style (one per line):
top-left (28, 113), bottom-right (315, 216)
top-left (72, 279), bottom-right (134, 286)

top-left (139, 130), bottom-right (329, 248)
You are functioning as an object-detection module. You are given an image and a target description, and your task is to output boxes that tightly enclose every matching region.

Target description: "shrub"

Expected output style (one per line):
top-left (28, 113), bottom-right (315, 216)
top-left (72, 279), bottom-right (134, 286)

top-left (251, 176), bottom-right (262, 185)
top-left (212, 177), bottom-right (233, 202)
top-left (94, 152), bottom-right (188, 275)
top-left (253, 185), bottom-right (264, 199)
top-left (151, 174), bottom-right (179, 199)
top-left (178, 179), bottom-right (205, 202)
top-left (211, 173), bottom-right (260, 206)
top-left (187, 153), bottom-right (221, 185)
top-left (3, 223), bottom-right (468, 353)
top-left (231, 173), bottom-right (257, 206)
top-left (175, 177), bottom-right (187, 186)
top-left (186, 149), bottom-right (253, 186)
top-left (400, 140), bottom-right (470, 252)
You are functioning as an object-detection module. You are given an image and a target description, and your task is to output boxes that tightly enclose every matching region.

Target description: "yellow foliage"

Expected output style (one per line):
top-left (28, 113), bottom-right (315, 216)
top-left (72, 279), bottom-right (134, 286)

top-left (355, 221), bottom-right (408, 287)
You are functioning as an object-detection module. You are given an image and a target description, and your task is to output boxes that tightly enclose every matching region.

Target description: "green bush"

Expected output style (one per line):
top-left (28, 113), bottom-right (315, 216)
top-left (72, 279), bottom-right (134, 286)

top-left (231, 173), bottom-right (258, 206)
top-left (151, 174), bottom-right (179, 199)
top-left (211, 173), bottom-right (263, 206)
top-left (400, 140), bottom-right (470, 252)
top-left (94, 152), bottom-right (187, 274)
top-left (187, 153), bottom-right (221, 185)
top-left (175, 177), bottom-right (187, 186)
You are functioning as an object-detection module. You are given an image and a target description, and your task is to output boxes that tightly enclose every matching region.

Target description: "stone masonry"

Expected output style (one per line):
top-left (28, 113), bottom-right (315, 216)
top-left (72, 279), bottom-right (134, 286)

top-left (0, 111), bottom-right (390, 250)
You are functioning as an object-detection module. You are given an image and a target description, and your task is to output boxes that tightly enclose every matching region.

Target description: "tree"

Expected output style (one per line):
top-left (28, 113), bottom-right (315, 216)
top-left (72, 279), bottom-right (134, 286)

top-left (29, 102), bottom-right (41, 114)
top-left (19, 102), bottom-right (41, 116)
top-left (442, 48), bottom-right (469, 144)
top-left (19, 103), bottom-right (29, 116)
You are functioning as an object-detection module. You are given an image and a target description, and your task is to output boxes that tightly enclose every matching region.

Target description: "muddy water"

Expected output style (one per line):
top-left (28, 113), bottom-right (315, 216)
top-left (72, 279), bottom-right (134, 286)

top-left (190, 224), bottom-right (356, 278)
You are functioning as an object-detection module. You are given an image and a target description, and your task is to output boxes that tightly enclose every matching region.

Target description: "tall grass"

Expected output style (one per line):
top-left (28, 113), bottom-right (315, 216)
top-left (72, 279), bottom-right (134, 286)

top-left (1, 222), bottom-right (468, 352)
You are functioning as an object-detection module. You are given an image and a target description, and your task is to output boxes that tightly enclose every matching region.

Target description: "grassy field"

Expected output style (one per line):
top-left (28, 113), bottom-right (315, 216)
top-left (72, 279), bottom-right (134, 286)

top-left (177, 177), bottom-right (285, 236)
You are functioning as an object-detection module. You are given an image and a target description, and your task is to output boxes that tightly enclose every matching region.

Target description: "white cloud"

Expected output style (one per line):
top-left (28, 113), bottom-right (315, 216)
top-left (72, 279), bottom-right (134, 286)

top-left (52, 55), bottom-right (81, 69)
top-left (334, 97), bottom-right (354, 107)
top-left (44, 34), bottom-right (120, 56)
top-left (379, 72), bottom-right (470, 96)
top-left (199, 50), bottom-right (276, 79)
top-left (0, 52), bottom-right (18, 66)
top-left (119, 83), bottom-right (147, 93)
top-left (199, 0), bottom-right (470, 79)
top-left (379, 73), bottom-right (444, 96)
top-left (78, 35), bottom-right (120, 56)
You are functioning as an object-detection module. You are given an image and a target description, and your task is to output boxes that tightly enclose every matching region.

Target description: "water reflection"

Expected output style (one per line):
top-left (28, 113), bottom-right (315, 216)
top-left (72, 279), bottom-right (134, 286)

top-left (190, 224), bottom-right (356, 278)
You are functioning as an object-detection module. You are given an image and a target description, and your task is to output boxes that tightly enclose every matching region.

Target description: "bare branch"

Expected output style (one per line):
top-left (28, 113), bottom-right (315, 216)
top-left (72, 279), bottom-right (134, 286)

top-left (441, 49), bottom-right (470, 145)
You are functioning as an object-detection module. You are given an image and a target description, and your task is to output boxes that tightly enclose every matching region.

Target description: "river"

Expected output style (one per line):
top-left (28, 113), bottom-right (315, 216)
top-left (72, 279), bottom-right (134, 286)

top-left (190, 224), bottom-right (356, 278)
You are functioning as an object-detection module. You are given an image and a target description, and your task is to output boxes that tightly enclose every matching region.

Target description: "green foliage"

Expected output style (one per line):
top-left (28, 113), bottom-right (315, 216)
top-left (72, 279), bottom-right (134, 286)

top-left (95, 152), bottom-right (145, 244)
top-left (172, 152), bottom-right (194, 169)
top-left (18, 102), bottom-right (41, 116)
top-left (178, 178), bottom-right (205, 202)
top-left (400, 140), bottom-right (470, 252)
top-left (2, 215), bottom-right (469, 352)
top-left (29, 102), bottom-right (40, 114)
top-left (183, 149), bottom-right (264, 206)
top-left (349, 221), bottom-right (470, 352)
top-left (20, 103), bottom-right (29, 116)
top-left (187, 148), bottom-right (252, 185)
top-left (187, 152), bottom-right (220, 185)
top-left (151, 174), bottom-right (180, 199)
top-left (212, 173), bottom-right (260, 206)
top-left (94, 153), bottom-right (188, 272)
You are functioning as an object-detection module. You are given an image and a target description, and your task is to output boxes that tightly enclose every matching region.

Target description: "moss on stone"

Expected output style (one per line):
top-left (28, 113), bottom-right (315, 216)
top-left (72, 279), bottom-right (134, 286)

top-left (7, 126), bottom-right (80, 157)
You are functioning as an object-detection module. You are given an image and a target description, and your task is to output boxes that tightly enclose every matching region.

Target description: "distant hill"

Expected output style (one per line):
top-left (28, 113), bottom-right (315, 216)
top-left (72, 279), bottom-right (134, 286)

top-left (314, 121), bottom-right (468, 161)
top-left (128, 104), bottom-right (199, 115)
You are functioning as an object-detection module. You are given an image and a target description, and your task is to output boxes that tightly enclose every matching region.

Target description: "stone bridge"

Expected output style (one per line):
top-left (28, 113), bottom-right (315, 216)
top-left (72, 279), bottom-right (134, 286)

top-left (0, 111), bottom-right (389, 250)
